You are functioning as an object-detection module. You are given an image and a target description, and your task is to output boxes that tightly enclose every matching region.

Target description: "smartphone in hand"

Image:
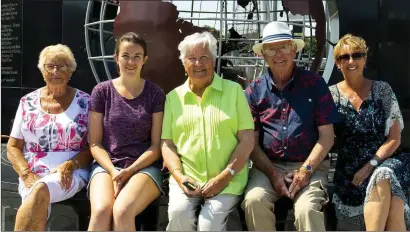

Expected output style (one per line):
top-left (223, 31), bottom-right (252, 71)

top-left (183, 181), bottom-right (197, 191)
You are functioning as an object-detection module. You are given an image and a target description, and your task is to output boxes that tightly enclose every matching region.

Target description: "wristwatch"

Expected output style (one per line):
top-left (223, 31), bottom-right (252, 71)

top-left (369, 158), bottom-right (379, 167)
top-left (226, 167), bottom-right (235, 176)
top-left (300, 165), bottom-right (313, 175)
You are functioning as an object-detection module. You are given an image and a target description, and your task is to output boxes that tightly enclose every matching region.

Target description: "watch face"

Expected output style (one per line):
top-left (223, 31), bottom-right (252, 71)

top-left (370, 159), bottom-right (378, 166)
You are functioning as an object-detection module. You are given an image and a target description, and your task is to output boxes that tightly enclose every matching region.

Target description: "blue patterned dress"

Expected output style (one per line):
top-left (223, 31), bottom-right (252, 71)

top-left (329, 81), bottom-right (410, 227)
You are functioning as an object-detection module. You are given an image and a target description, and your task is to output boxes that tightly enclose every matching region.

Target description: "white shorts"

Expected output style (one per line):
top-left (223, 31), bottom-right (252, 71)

top-left (18, 169), bottom-right (88, 218)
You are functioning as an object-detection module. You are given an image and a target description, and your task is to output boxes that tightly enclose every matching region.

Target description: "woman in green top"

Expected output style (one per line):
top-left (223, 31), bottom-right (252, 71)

top-left (161, 31), bottom-right (255, 231)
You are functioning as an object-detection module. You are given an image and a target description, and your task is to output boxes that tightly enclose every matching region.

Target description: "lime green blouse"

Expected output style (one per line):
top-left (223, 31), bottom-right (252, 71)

top-left (161, 74), bottom-right (254, 195)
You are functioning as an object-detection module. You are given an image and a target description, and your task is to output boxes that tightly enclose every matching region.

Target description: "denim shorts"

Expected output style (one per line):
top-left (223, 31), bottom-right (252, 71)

top-left (87, 163), bottom-right (165, 198)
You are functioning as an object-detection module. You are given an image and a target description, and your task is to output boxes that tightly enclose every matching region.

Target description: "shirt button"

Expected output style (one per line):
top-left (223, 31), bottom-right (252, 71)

top-left (284, 146), bottom-right (287, 150)
top-left (283, 126), bottom-right (287, 130)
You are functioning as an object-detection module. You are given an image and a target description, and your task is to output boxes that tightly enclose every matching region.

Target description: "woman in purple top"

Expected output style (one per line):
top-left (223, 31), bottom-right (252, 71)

top-left (87, 32), bottom-right (165, 231)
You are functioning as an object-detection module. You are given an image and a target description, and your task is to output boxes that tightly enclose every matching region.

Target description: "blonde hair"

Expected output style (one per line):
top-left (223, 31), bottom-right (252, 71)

top-left (37, 44), bottom-right (77, 72)
top-left (333, 34), bottom-right (368, 61)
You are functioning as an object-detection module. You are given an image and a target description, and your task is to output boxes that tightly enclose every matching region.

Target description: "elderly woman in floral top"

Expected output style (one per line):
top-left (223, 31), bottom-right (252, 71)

top-left (329, 34), bottom-right (409, 230)
top-left (6, 44), bottom-right (92, 231)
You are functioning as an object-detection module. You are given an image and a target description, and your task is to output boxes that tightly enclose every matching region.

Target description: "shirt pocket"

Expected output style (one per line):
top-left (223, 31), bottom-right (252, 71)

top-left (290, 96), bottom-right (315, 126)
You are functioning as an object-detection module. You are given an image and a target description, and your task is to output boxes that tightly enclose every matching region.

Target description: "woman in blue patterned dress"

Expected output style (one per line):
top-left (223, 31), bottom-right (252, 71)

top-left (329, 34), bottom-right (409, 230)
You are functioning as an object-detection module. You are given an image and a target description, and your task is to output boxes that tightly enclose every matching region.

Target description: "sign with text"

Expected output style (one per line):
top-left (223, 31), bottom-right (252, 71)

top-left (1, 0), bottom-right (22, 87)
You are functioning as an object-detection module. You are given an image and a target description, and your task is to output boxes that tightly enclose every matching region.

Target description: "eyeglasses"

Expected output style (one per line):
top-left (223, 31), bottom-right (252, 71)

top-left (44, 64), bottom-right (69, 72)
top-left (262, 44), bottom-right (292, 56)
top-left (337, 52), bottom-right (366, 62)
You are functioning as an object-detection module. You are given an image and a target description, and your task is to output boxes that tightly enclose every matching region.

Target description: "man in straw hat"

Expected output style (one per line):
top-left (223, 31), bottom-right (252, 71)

top-left (241, 21), bottom-right (339, 231)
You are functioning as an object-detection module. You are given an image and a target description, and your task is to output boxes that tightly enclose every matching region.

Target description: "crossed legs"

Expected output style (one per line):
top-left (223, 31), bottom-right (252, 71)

top-left (15, 171), bottom-right (86, 231)
top-left (364, 179), bottom-right (406, 231)
top-left (15, 183), bottom-right (50, 231)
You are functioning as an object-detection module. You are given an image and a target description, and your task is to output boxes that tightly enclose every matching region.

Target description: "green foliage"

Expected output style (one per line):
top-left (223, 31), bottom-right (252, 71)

top-left (303, 36), bottom-right (317, 57)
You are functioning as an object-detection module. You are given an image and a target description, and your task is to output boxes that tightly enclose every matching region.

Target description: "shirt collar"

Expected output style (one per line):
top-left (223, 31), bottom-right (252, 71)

top-left (181, 72), bottom-right (223, 96)
top-left (266, 66), bottom-right (297, 91)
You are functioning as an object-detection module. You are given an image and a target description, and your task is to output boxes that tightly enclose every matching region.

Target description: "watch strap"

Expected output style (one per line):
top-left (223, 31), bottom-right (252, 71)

top-left (299, 165), bottom-right (313, 175)
top-left (225, 167), bottom-right (235, 176)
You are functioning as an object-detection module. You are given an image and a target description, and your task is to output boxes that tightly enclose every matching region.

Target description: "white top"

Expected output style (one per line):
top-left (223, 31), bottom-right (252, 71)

top-left (10, 88), bottom-right (91, 177)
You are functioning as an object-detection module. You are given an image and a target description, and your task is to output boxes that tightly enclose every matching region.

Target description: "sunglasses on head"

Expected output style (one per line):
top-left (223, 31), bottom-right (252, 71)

top-left (337, 52), bottom-right (366, 61)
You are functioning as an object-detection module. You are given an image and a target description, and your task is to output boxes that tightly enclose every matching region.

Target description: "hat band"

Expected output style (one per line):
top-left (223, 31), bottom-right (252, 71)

top-left (262, 33), bottom-right (292, 42)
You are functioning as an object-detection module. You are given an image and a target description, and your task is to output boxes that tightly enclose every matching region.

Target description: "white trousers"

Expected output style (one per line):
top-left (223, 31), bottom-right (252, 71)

top-left (18, 169), bottom-right (88, 218)
top-left (166, 177), bottom-right (239, 231)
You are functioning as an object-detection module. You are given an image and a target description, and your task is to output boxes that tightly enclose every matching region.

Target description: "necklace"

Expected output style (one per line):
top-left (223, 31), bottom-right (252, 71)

top-left (339, 83), bottom-right (364, 102)
top-left (350, 92), bottom-right (358, 101)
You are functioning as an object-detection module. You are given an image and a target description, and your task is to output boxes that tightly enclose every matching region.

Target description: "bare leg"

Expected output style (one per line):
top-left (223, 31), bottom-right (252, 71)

top-left (113, 173), bottom-right (160, 231)
top-left (88, 173), bottom-right (115, 231)
top-left (364, 179), bottom-right (391, 231)
top-left (386, 196), bottom-right (406, 231)
top-left (15, 183), bottom-right (50, 231)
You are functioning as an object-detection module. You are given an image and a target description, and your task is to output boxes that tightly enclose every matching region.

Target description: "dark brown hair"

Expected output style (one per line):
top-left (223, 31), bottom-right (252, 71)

top-left (114, 32), bottom-right (148, 75)
top-left (115, 32), bottom-right (148, 56)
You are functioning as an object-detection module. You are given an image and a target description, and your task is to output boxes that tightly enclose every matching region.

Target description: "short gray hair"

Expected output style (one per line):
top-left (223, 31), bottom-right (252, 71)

top-left (37, 44), bottom-right (77, 72)
top-left (178, 31), bottom-right (218, 63)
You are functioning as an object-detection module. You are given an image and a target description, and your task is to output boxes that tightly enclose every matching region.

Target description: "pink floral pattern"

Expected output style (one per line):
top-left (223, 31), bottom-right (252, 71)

top-left (11, 89), bottom-right (91, 175)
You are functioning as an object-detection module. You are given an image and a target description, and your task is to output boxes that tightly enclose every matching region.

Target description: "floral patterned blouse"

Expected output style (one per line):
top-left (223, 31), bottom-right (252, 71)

top-left (10, 88), bottom-right (91, 177)
top-left (329, 81), bottom-right (409, 226)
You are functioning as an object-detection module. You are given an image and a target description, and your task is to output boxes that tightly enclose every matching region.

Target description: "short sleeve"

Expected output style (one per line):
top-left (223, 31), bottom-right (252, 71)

top-left (236, 85), bottom-right (254, 131)
top-left (90, 84), bottom-right (105, 113)
top-left (161, 94), bottom-right (173, 140)
top-left (379, 82), bottom-right (404, 136)
top-left (314, 77), bottom-right (340, 126)
top-left (244, 83), bottom-right (261, 129)
top-left (151, 87), bottom-right (166, 113)
top-left (10, 99), bottom-right (24, 139)
top-left (84, 95), bottom-right (92, 143)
